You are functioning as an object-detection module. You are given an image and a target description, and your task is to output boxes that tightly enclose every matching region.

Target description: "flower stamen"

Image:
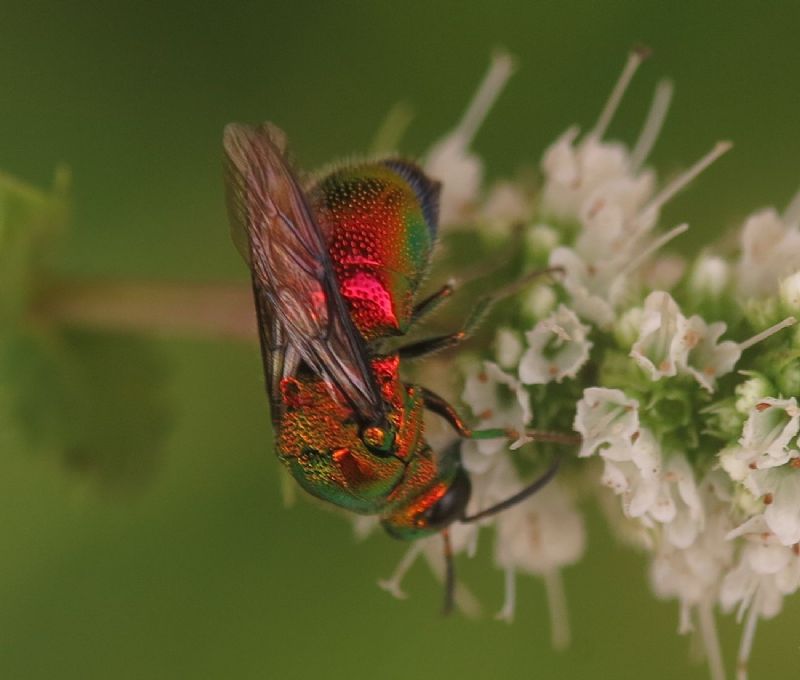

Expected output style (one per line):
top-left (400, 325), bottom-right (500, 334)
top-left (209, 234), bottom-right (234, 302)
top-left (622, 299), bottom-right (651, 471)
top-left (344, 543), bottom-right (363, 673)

top-left (620, 222), bottom-right (689, 277)
top-left (782, 184), bottom-right (800, 227)
top-left (737, 316), bottom-right (797, 351)
top-left (698, 600), bottom-right (727, 680)
top-left (377, 542), bottom-right (424, 600)
top-left (495, 566), bottom-right (517, 623)
top-left (590, 47), bottom-right (650, 141)
top-left (544, 569), bottom-right (571, 650)
top-left (630, 79), bottom-right (674, 171)
top-left (453, 50), bottom-right (515, 148)
top-left (736, 593), bottom-right (761, 680)
top-left (636, 141), bottom-right (733, 229)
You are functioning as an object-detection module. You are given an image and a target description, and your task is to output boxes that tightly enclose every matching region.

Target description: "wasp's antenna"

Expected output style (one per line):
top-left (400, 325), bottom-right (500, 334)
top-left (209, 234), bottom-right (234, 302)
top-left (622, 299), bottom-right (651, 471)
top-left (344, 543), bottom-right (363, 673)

top-left (461, 454), bottom-right (562, 523)
top-left (442, 529), bottom-right (456, 616)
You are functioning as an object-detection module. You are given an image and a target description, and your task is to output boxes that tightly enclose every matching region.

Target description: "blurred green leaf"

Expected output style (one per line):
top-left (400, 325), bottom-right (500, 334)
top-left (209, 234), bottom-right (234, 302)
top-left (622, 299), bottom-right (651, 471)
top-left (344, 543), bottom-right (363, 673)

top-left (58, 331), bottom-right (172, 491)
top-left (0, 168), bottom-right (69, 322)
top-left (0, 171), bottom-right (171, 491)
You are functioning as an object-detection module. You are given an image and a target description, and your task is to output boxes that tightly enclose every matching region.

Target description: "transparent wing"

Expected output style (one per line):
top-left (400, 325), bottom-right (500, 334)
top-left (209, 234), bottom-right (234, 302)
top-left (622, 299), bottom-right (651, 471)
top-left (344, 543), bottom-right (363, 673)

top-left (223, 122), bottom-right (385, 423)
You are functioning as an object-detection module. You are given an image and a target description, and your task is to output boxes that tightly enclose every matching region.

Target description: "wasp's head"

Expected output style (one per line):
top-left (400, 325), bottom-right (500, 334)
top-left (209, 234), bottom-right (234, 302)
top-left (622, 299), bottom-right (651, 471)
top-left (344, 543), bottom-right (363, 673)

top-left (380, 445), bottom-right (471, 540)
top-left (276, 366), bottom-right (430, 514)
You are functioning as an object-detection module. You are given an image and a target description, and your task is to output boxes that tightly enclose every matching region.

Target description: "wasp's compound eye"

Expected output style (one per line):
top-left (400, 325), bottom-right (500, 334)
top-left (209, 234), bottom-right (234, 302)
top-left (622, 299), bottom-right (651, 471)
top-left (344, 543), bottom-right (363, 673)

top-left (421, 468), bottom-right (472, 530)
top-left (361, 423), bottom-right (396, 456)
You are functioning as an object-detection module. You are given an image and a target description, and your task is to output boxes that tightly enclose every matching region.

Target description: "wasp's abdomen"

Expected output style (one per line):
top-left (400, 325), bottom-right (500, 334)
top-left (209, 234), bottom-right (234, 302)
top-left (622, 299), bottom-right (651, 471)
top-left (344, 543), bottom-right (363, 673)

top-left (310, 161), bottom-right (440, 341)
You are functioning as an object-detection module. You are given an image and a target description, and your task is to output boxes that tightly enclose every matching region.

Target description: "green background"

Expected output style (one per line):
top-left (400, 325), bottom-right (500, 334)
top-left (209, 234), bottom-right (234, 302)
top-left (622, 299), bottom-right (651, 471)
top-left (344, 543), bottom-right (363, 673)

top-left (2, 1), bottom-right (800, 678)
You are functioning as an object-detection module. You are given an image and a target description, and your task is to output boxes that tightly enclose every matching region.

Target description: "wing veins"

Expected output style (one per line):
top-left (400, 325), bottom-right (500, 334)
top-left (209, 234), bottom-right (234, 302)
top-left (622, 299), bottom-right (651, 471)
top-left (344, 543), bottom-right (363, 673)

top-left (223, 122), bottom-right (386, 424)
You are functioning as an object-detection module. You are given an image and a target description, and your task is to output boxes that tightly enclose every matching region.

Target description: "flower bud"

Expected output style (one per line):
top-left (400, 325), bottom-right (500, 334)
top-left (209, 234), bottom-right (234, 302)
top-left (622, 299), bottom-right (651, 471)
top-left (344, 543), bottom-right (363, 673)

top-left (705, 398), bottom-right (745, 440)
top-left (521, 284), bottom-right (557, 321)
top-left (734, 372), bottom-right (773, 415)
top-left (481, 181), bottom-right (530, 229)
top-left (742, 296), bottom-right (781, 329)
top-left (613, 307), bottom-right (644, 349)
top-left (779, 271), bottom-right (800, 313)
top-left (689, 254), bottom-right (730, 299)
top-left (718, 446), bottom-right (749, 482)
top-left (776, 359), bottom-right (800, 395)
top-left (733, 486), bottom-right (764, 518)
top-left (494, 327), bottom-right (523, 369)
top-left (525, 223), bottom-right (559, 259)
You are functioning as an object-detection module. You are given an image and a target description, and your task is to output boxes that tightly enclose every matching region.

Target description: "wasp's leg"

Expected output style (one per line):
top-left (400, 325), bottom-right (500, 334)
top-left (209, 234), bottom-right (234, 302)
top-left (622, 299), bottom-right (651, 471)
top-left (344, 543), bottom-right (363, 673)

top-left (422, 389), bottom-right (577, 526)
top-left (421, 386), bottom-right (509, 440)
top-left (409, 229), bottom-right (524, 328)
top-left (410, 282), bottom-right (455, 326)
top-left (421, 386), bottom-right (581, 445)
top-left (420, 386), bottom-right (476, 437)
top-left (400, 267), bottom-right (562, 361)
top-left (398, 297), bottom-right (492, 360)
top-left (423, 386), bottom-right (570, 523)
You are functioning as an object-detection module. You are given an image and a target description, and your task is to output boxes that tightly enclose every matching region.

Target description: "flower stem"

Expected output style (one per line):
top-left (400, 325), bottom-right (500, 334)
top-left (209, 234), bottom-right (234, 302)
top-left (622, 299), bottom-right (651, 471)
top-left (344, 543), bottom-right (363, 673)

top-left (737, 596), bottom-right (761, 680)
top-left (698, 600), bottom-right (726, 680)
top-left (544, 569), bottom-right (571, 651)
top-left (35, 279), bottom-right (257, 342)
top-left (495, 566), bottom-right (516, 623)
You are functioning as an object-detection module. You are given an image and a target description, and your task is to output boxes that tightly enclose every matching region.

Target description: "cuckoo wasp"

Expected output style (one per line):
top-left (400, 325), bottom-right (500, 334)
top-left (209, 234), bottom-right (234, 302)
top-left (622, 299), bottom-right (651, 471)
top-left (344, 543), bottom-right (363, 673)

top-left (223, 123), bottom-right (569, 611)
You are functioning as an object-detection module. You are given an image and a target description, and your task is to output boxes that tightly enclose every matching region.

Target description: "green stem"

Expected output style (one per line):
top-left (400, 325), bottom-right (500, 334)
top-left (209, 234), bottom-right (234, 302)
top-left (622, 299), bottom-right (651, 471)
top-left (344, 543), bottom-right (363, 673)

top-left (35, 279), bottom-right (257, 342)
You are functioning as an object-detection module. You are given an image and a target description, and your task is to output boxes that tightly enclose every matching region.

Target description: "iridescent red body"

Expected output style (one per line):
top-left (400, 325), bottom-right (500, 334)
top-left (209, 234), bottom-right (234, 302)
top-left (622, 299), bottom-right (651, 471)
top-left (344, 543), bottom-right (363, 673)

top-left (310, 161), bottom-right (438, 341)
top-left (224, 123), bottom-right (469, 539)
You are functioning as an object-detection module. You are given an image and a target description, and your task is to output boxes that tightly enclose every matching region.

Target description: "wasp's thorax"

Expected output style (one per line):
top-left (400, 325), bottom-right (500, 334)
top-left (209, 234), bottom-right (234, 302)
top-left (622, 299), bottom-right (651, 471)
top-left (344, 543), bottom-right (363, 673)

top-left (277, 355), bottom-right (470, 536)
top-left (309, 161), bottom-right (439, 341)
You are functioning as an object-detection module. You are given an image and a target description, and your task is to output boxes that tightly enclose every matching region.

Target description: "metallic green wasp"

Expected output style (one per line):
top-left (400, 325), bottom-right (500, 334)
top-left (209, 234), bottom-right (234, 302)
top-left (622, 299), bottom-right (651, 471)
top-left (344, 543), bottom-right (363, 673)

top-left (224, 122), bottom-right (566, 611)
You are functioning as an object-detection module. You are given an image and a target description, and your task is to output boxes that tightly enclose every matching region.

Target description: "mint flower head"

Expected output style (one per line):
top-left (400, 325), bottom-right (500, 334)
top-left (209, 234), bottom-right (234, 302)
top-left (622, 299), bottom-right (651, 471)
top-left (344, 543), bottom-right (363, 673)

top-left (368, 48), bottom-right (800, 680)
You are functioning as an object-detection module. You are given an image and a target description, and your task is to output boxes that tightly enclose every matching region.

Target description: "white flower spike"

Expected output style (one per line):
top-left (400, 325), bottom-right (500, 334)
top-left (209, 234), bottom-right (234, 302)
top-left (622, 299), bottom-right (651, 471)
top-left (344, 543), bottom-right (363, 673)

top-left (346, 50), bottom-right (800, 680)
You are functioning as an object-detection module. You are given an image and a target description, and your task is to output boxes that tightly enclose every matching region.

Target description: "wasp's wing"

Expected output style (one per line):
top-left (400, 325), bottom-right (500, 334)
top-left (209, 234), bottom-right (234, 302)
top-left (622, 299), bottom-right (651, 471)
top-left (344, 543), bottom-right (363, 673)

top-left (223, 122), bottom-right (385, 424)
